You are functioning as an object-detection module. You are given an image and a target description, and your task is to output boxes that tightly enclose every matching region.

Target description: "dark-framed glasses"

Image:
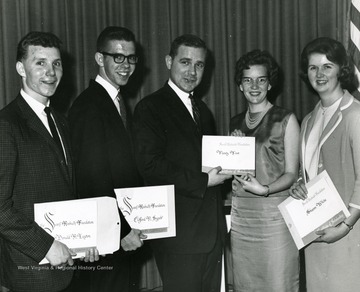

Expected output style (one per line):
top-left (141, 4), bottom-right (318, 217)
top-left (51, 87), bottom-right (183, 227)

top-left (241, 76), bottom-right (269, 86)
top-left (100, 52), bottom-right (138, 64)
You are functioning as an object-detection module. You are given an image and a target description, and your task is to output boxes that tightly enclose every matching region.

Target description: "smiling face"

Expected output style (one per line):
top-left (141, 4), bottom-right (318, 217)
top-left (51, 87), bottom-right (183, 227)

top-left (16, 45), bottom-right (62, 104)
top-left (166, 45), bottom-right (206, 93)
top-left (239, 64), bottom-right (271, 108)
top-left (307, 53), bottom-right (341, 96)
top-left (96, 40), bottom-right (136, 88)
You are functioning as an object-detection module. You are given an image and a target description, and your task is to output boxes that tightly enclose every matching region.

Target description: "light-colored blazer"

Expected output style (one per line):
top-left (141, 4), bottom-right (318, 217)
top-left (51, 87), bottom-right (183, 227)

top-left (300, 90), bottom-right (360, 207)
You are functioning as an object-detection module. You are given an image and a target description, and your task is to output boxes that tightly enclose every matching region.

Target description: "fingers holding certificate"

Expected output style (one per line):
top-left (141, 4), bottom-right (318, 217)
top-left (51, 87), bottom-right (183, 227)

top-left (202, 135), bottom-right (255, 176)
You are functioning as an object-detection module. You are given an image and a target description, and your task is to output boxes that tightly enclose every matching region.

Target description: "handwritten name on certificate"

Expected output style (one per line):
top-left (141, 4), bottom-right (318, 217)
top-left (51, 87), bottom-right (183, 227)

top-left (202, 135), bottom-right (255, 175)
top-left (278, 170), bottom-right (350, 249)
top-left (34, 200), bottom-right (97, 252)
top-left (115, 185), bottom-right (176, 240)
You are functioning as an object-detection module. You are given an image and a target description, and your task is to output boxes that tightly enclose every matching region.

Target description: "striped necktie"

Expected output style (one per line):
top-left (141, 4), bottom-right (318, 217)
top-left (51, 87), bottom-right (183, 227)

top-left (116, 92), bottom-right (127, 129)
top-left (189, 94), bottom-right (201, 134)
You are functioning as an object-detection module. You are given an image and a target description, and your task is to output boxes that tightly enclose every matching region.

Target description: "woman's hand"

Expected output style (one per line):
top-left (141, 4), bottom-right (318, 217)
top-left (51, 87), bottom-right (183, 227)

top-left (230, 129), bottom-right (245, 137)
top-left (234, 174), bottom-right (268, 196)
top-left (289, 180), bottom-right (308, 200)
top-left (314, 223), bottom-right (350, 244)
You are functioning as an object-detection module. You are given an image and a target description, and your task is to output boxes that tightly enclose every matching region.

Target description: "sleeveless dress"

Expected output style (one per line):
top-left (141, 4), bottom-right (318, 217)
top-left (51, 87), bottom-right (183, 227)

top-left (229, 105), bottom-right (299, 292)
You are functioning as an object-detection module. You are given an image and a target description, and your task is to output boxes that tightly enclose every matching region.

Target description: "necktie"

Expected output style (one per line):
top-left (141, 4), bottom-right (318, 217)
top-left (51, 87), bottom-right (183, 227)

top-left (117, 93), bottom-right (127, 129)
top-left (44, 107), bottom-right (65, 160)
top-left (189, 94), bottom-right (201, 134)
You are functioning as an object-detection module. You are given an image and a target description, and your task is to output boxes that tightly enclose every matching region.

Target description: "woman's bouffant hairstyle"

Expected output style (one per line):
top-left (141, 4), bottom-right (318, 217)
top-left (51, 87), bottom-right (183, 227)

top-left (300, 37), bottom-right (355, 90)
top-left (235, 49), bottom-right (279, 87)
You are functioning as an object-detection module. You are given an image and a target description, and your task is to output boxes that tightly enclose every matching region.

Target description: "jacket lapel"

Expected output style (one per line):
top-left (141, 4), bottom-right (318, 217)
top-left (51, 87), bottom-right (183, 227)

top-left (164, 84), bottom-right (202, 142)
top-left (300, 90), bottom-right (354, 183)
top-left (318, 91), bottom-right (353, 149)
top-left (16, 95), bottom-right (73, 182)
top-left (89, 80), bottom-right (128, 133)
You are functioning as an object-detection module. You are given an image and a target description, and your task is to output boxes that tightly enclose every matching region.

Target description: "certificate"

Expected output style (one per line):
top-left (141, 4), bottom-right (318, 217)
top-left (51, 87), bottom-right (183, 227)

top-left (115, 185), bottom-right (176, 240)
top-left (202, 135), bottom-right (255, 175)
top-left (278, 170), bottom-right (350, 249)
top-left (35, 197), bottom-right (121, 264)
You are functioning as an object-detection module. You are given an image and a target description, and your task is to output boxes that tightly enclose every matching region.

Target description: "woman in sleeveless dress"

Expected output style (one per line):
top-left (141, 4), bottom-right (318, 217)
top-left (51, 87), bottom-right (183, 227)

top-left (230, 49), bottom-right (300, 292)
top-left (290, 37), bottom-right (360, 292)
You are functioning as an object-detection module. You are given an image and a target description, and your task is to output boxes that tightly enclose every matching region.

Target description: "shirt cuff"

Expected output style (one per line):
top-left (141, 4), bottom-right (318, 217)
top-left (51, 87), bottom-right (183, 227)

top-left (349, 202), bottom-right (360, 210)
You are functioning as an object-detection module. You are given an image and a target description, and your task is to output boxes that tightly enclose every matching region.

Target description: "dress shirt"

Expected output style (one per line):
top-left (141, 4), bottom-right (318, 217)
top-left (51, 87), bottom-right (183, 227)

top-left (21, 89), bottom-right (67, 161)
top-left (168, 79), bottom-right (195, 119)
top-left (95, 75), bottom-right (122, 114)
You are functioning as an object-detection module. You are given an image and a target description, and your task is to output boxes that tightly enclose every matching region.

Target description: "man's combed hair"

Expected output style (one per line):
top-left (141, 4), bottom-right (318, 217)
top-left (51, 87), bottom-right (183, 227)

top-left (16, 31), bottom-right (62, 61)
top-left (169, 34), bottom-right (207, 58)
top-left (96, 26), bottom-right (136, 52)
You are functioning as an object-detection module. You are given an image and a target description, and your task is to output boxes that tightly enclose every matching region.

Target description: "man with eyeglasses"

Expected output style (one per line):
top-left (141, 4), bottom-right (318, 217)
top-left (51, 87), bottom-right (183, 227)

top-left (68, 26), bottom-right (146, 292)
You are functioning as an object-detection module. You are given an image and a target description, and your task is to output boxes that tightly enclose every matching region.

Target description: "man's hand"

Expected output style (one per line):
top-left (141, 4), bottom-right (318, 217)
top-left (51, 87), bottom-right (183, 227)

top-left (121, 229), bottom-right (147, 251)
top-left (207, 166), bottom-right (232, 187)
top-left (45, 240), bottom-right (76, 266)
top-left (81, 247), bottom-right (100, 263)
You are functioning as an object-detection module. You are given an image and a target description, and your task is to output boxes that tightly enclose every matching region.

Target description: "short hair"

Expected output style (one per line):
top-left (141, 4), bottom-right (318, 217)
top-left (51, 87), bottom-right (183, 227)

top-left (300, 37), bottom-right (355, 90)
top-left (96, 26), bottom-right (136, 52)
top-left (16, 31), bottom-right (62, 61)
top-left (235, 49), bottom-right (279, 87)
top-left (169, 34), bottom-right (207, 58)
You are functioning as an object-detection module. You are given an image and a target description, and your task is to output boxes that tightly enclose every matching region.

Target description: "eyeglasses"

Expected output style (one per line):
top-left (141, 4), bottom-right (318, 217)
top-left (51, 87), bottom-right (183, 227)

top-left (100, 52), bottom-right (138, 64)
top-left (241, 76), bottom-right (269, 86)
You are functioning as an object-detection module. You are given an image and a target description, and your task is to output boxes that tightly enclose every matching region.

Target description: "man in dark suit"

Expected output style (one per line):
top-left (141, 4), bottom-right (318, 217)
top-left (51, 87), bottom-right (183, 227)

top-left (0, 32), bottom-right (81, 292)
top-left (132, 34), bottom-right (231, 292)
top-left (68, 26), bottom-right (145, 292)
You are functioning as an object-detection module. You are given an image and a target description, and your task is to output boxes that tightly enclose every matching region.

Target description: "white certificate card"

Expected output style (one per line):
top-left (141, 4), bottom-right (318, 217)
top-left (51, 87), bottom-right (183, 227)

top-left (278, 170), bottom-right (350, 249)
top-left (202, 135), bottom-right (255, 175)
top-left (115, 185), bottom-right (176, 240)
top-left (35, 196), bottom-right (121, 264)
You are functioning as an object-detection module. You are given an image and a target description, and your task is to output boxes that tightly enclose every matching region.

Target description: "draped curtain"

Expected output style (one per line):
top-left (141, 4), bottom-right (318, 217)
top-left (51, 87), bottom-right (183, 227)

top-left (0, 0), bottom-right (351, 133)
top-left (0, 0), bottom-right (352, 290)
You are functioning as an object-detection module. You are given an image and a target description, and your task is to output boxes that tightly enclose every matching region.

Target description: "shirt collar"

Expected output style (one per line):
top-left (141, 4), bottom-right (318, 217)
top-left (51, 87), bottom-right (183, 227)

top-left (95, 75), bottom-right (119, 100)
top-left (168, 79), bottom-right (193, 102)
top-left (21, 89), bottom-right (50, 116)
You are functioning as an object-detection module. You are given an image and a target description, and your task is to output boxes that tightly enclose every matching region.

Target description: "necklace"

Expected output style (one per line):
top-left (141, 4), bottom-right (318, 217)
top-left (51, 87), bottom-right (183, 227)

top-left (245, 102), bottom-right (273, 129)
top-left (320, 105), bottom-right (330, 115)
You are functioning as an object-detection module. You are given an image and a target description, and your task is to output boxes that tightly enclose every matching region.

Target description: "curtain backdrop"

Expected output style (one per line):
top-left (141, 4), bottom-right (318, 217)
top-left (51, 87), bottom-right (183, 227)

top-left (0, 0), bottom-right (351, 133)
top-left (0, 0), bottom-right (352, 291)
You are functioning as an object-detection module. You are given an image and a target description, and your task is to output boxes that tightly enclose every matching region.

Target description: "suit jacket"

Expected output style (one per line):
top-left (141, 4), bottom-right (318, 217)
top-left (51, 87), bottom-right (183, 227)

top-left (300, 90), bottom-right (360, 207)
top-left (68, 79), bottom-right (141, 241)
top-left (0, 95), bottom-right (75, 292)
top-left (133, 83), bottom-right (226, 254)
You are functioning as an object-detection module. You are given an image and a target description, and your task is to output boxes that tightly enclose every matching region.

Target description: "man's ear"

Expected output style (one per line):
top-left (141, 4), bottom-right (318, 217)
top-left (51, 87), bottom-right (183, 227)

top-left (95, 52), bottom-right (104, 67)
top-left (16, 61), bottom-right (26, 77)
top-left (165, 55), bottom-right (172, 70)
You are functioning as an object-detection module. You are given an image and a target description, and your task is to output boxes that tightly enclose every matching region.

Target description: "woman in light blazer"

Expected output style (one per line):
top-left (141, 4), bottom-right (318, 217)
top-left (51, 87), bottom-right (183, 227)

top-left (290, 37), bottom-right (360, 292)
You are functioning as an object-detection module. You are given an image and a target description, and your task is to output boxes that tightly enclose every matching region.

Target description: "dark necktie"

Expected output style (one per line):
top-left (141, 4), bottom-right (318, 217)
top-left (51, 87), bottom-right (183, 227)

top-left (44, 107), bottom-right (65, 160)
top-left (189, 94), bottom-right (201, 134)
top-left (117, 92), bottom-right (127, 129)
